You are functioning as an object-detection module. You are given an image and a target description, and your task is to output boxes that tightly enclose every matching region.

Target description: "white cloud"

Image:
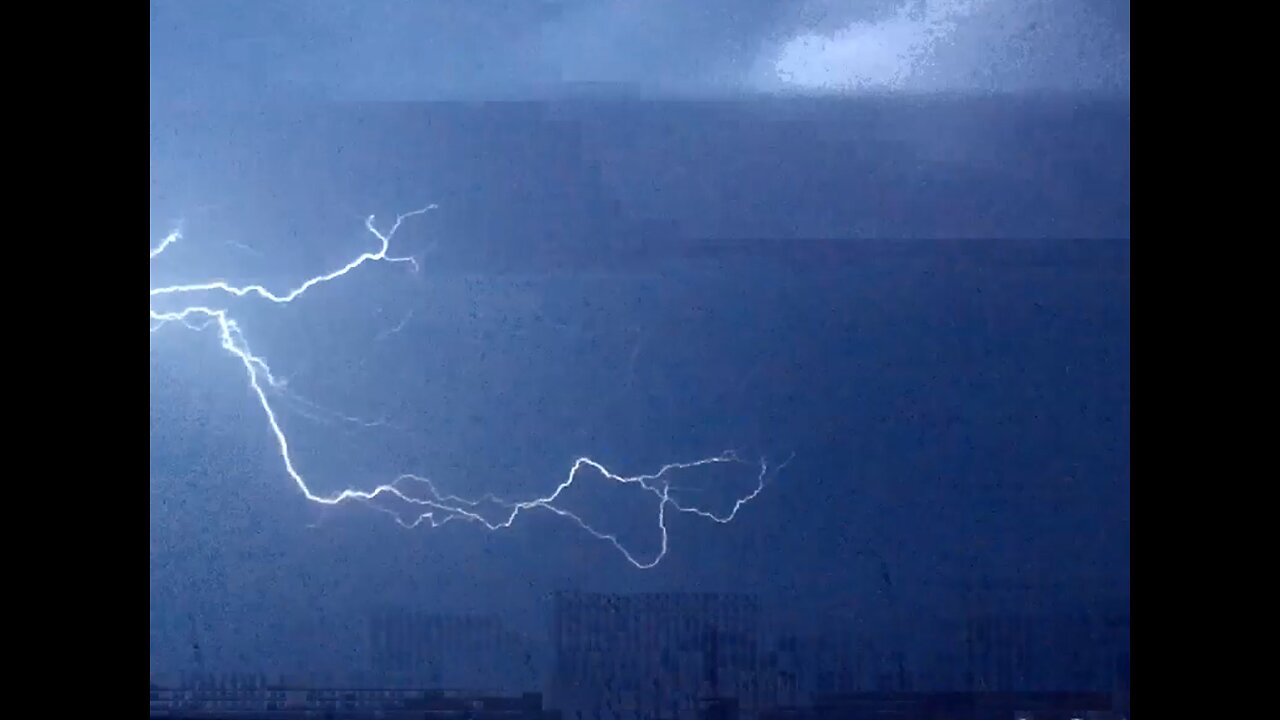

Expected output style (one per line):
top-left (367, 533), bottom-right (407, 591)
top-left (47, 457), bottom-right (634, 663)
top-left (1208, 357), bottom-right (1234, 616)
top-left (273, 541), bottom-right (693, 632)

top-left (765, 0), bottom-right (980, 92)
top-left (758, 0), bottom-right (1128, 94)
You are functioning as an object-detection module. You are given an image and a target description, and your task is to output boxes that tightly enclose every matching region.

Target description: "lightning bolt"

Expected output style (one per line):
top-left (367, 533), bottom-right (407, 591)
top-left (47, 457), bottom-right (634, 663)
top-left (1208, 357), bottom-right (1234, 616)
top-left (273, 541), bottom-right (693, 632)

top-left (149, 206), bottom-right (785, 569)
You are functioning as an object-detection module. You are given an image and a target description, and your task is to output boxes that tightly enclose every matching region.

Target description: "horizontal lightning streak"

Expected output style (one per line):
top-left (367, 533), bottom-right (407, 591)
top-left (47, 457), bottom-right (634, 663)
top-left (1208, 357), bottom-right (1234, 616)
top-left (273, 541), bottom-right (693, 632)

top-left (149, 205), bottom-right (783, 568)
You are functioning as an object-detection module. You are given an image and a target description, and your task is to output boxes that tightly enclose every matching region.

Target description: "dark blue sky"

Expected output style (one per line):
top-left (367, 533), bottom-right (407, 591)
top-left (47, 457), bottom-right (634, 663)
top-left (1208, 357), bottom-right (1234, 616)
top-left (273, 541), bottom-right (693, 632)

top-left (150, 0), bottom-right (1129, 682)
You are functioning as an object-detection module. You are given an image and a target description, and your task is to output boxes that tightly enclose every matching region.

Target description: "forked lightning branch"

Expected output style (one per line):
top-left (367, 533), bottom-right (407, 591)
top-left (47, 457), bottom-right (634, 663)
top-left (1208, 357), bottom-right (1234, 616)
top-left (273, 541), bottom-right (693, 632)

top-left (149, 207), bottom-right (783, 568)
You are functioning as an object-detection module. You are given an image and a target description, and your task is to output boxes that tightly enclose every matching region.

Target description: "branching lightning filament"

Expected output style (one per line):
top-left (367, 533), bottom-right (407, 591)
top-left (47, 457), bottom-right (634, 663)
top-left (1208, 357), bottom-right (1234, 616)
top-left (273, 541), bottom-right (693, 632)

top-left (149, 207), bottom-right (783, 568)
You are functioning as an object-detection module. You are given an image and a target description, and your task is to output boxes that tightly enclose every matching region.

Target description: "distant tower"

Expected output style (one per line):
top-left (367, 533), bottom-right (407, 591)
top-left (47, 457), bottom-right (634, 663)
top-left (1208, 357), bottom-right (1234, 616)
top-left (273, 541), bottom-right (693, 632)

top-left (187, 613), bottom-right (205, 674)
top-left (703, 625), bottom-right (720, 696)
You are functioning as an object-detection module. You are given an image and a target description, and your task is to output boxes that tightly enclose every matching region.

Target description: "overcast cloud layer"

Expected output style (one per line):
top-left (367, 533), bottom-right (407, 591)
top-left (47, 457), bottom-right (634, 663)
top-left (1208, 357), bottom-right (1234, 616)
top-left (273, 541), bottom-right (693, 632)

top-left (150, 0), bottom-right (1129, 101)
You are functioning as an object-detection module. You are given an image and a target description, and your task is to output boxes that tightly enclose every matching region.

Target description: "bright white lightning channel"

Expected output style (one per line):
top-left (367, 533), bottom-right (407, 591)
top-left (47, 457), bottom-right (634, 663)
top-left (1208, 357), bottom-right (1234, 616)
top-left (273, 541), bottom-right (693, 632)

top-left (149, 207), bottom-right (784, 569)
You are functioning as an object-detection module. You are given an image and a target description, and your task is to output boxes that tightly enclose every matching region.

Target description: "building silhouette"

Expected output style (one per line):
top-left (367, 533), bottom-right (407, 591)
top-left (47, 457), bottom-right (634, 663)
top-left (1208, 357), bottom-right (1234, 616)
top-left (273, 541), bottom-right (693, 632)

top-left (549, 591), bottom-right (1129, 719)
top-left (551, 591), bottom-right (762, 719)
top-left (367, 608), bottom-right (542, 693)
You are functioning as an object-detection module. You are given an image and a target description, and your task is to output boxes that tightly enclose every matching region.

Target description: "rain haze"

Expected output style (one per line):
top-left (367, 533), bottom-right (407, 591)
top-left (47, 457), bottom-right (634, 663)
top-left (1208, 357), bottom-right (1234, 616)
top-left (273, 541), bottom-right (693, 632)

top-left (150, 1), bottom-right (1129, 715)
